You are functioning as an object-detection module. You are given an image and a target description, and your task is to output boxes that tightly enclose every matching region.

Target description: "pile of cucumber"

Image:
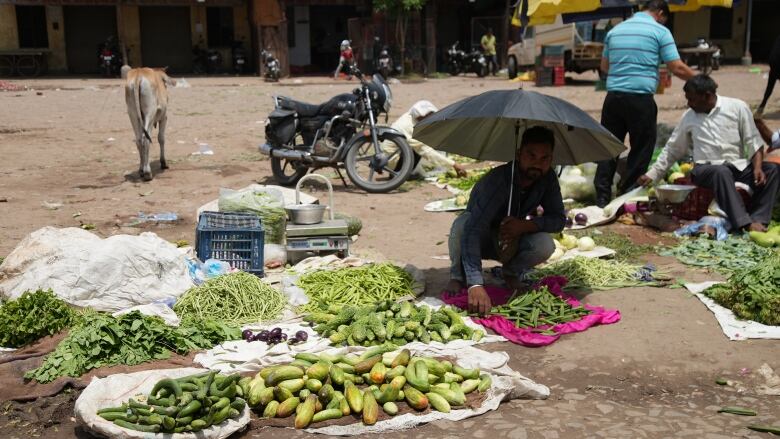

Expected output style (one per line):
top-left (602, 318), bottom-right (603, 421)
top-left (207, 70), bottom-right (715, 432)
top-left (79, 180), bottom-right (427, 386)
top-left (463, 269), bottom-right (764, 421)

top-left (97, 371), bottom-right (245, 433)
top-left (245, 346), bottom-right (493, 428)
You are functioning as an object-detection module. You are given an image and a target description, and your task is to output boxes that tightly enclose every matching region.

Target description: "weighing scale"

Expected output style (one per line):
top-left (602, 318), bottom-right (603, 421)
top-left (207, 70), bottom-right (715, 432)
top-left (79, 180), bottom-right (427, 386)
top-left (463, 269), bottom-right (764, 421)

top-left (285, 174), bottom-right (350, 264)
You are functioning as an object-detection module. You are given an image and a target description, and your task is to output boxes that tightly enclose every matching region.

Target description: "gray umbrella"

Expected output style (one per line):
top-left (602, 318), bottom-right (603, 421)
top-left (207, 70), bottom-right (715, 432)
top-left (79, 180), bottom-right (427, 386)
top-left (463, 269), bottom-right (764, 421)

top-left (412, 89), bottom-right (626, 165)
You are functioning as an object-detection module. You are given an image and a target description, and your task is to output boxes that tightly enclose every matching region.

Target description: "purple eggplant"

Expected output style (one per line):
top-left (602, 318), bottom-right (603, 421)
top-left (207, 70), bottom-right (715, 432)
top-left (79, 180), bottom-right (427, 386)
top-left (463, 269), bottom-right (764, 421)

top-left (242, 329), bottom-right (254, 341)
top-left (565, 217), bottom-right (573, 228)
top-left (257, 331), bottom-right (269, 342)
top-left (297, 331), bottom-right (309, 342)
top-left (574, 213), bottom-right (588, 225)
top-left (270, 327), bottom-right (282, 337)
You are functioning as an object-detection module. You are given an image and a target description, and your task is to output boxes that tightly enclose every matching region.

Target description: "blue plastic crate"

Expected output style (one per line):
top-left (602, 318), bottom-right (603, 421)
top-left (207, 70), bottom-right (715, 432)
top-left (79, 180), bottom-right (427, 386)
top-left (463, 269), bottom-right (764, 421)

top-left (196, 211), bottom-right (265, 277)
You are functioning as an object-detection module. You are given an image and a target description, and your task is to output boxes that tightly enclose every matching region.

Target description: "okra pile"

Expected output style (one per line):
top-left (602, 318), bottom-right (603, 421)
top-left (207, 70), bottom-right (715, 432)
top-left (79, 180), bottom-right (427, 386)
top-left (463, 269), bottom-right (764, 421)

top-left (487, 286), bottom-right (591, 330)
top-left (97, 371), bottom-right (245, 434)
top-left (246, 347), bottom-right (492, 428)
top-left (305, 300), bottom-right (485, 346)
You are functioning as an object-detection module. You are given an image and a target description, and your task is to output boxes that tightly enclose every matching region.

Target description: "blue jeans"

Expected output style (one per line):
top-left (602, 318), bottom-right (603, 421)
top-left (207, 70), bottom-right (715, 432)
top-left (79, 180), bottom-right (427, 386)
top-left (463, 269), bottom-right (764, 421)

top-left (448, 211), bottom-right (555, 283)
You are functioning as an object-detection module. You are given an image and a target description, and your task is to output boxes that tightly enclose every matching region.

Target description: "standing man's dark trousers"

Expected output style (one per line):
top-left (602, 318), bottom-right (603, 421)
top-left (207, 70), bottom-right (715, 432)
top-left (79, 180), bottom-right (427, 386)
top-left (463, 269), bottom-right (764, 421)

top-left (690, 163), bottom-right (780, 230)
top-left (595, 92), bottom-right (658, 207)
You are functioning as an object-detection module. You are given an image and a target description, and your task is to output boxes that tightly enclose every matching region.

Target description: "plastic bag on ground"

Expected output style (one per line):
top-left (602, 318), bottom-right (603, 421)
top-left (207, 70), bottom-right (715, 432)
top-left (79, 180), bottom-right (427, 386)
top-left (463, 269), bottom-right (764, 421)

top-left (218, 187), bottom-right (287, 244)
top-left (74, 367), bottom-right (250, 439)
top-left (0, 227), bottom-right (193, 312)
top-left (674, 215), bottom-right (731, 241)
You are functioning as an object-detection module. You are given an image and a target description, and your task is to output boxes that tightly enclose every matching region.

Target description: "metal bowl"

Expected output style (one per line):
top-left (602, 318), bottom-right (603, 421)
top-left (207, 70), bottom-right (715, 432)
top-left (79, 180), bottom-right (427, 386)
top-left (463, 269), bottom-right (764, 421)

top-left (286, 204), bottom-right (327, 225)
top-left (655, 184), bottom-right (696, 204)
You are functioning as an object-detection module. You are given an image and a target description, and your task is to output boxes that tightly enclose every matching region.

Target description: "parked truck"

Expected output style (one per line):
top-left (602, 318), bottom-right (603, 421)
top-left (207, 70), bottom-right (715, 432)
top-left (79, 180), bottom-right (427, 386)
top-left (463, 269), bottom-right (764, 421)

top-left (507, 17), bottom-right (606, 79)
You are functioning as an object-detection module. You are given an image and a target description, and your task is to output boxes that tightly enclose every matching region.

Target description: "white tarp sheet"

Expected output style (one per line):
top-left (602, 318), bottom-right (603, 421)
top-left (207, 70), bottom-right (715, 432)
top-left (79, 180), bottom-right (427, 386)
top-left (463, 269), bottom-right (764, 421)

top-left (194, 316), bottom-right (506, 373)
top-left (685, 282), bottom-right (780, 341)
top-left (0, 227), bottom-right (193, 312)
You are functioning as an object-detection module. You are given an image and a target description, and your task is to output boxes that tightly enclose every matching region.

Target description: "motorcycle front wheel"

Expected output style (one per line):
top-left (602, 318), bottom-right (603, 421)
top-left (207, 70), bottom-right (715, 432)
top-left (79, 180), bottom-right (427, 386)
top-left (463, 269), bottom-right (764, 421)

top-left (476, 64), bottom-right (487, 78)
top-left (344, 134), bottom-right (414, 193)
top-left (271, 157), bottom-right (308, 185)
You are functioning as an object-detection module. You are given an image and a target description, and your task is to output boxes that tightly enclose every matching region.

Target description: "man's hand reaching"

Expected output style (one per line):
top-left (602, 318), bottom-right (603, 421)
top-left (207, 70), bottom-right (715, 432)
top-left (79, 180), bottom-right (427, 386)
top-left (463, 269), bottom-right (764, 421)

top-left (453, 164), bottom-right (468, 178)
top-left (468, 286), bottom-right (492, 316)
top-left (638, 174), bottom-right (653, 187)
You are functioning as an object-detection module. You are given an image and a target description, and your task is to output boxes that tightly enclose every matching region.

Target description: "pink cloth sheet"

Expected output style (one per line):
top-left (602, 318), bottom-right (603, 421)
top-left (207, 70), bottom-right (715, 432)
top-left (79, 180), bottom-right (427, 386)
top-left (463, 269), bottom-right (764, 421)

top-left (441, 276), bottom-right (621, 347)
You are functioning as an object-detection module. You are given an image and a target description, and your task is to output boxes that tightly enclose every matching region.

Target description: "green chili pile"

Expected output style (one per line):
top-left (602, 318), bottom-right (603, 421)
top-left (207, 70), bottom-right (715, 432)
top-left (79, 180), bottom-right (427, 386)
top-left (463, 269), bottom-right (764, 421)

top-left (174, 272), bottom-right (287, 325)
top-left (297, 263), bottom-right (415, 313)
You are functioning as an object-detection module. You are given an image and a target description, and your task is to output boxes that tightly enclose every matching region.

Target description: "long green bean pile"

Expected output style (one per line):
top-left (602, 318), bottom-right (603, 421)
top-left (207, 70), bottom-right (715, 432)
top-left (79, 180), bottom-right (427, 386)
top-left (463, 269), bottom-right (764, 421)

top-left (488, 286), bottom-right (591, 330)
top-left (297, 263), bottom-right (415, 313)
top-left (174, 272), bottom-right (287, 325)
top-left (529, 257), bottom-right (659, 290)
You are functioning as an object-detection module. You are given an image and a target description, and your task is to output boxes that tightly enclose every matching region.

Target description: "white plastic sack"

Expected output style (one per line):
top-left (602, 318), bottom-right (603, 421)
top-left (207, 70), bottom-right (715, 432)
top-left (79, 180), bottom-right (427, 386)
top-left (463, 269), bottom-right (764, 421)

top-left (74, 368), bottom-right (250, 439)
top-left (0, 227), bottom-right (193, 312)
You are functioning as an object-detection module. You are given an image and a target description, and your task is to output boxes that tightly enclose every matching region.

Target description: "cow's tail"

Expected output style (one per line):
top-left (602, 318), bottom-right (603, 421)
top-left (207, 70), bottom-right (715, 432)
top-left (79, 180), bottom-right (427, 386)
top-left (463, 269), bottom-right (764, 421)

top-left (134, 75), bottom-right (152, 142)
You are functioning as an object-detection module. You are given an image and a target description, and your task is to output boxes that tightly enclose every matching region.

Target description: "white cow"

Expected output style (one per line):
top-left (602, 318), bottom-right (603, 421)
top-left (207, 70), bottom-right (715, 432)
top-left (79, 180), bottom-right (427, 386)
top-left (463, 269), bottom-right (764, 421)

top-left (125, 68), bottom-right (175, 181)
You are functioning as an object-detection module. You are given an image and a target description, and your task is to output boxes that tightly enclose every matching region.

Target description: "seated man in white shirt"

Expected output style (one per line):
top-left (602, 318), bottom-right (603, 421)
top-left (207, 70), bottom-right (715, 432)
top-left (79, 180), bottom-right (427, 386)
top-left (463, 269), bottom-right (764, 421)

top-left (638, 75), bottom-right (779, 232)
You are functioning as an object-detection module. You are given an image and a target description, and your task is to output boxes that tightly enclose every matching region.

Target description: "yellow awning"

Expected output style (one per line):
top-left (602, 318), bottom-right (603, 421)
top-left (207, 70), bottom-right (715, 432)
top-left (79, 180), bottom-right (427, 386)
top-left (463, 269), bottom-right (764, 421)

top-left (670, 0), bottom-right (733, 12)
top-left (512, 0), bottom-right (600, 27)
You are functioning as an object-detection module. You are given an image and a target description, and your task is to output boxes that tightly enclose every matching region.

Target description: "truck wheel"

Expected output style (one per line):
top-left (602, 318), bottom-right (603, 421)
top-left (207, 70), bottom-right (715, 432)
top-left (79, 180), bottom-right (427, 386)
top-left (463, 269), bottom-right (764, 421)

top-left (507, 56), bottom-right (517, 79)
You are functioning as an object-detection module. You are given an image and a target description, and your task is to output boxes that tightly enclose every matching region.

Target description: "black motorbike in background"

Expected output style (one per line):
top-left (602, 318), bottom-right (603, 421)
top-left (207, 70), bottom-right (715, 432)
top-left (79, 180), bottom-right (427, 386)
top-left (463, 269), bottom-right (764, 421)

top-left (446, 41), bottom-right (487, 77)
top-left (259, 69), bottom-right (415, 193)
top-left (232, 41), bottom-right (247, 74)
top-left (193, 42), bottom-right (222, 74)
top-left (261, 49), bottom-right (280, 81)
top-left (97, 37), bottom-right (124, 77)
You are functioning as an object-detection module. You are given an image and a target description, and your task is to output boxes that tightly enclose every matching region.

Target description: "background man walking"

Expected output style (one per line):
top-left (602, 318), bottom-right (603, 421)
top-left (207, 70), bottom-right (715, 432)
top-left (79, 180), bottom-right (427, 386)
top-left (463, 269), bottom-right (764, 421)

top-left (595, 0), bottom-right (695, 207)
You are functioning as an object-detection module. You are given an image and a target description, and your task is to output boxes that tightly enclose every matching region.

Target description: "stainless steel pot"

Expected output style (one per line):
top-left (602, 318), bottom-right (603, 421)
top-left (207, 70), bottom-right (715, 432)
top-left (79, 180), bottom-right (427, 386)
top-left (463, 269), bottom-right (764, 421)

top-left (285, 174), bottom-right (335, 225)
top-left (286, 204), bottom-right (327, 224)
top-left (655, 184), bottom-right (696, 204)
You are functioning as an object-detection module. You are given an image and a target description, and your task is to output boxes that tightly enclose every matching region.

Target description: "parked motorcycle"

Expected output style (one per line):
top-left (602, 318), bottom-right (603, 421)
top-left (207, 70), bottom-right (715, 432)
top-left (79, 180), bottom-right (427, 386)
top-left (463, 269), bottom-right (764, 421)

top-left (260, 49), bottom-right (280, 81)
top-left (232, 41), bottom-right (247, 74)
top-left (446, 41), bottom-right (486, 77)
top-left (259, 69), bottom-right (415, 193)
top-left (679, 38), bottom-right (721, 75)
top-left (193, 42), bottom-right (222, 74)
top-left (97, 38), bottom-right (124, 77)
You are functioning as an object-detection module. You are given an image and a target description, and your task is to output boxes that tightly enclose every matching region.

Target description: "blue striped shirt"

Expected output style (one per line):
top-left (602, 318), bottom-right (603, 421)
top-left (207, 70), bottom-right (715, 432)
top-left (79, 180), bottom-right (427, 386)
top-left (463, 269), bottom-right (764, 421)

top-left (603, 12), bottom-right (680, 94)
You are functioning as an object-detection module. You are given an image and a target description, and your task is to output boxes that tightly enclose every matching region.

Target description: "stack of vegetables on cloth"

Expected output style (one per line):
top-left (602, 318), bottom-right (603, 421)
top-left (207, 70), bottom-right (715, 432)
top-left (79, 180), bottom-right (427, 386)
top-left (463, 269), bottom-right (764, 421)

top-left (413, 89), bottom-right (626, 313)
top-left (442, 276), bottom-right (621, 347)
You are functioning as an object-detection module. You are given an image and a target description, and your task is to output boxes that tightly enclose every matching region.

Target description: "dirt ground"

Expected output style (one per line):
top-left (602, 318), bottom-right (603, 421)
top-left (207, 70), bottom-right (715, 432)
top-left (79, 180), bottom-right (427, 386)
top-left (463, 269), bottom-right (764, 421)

top-left (1, 66), bottom-right (779, 438)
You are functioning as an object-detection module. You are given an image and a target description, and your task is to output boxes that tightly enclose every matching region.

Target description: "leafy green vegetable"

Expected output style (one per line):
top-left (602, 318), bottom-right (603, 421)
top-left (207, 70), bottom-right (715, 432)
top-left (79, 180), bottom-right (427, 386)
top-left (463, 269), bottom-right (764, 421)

top-left (436, 167), bottom-right (491, 191)
top-left (569, 230), bottom-right (654, 262)
top-left (25, 311), bottom-right (241, 383)
top-left (0, 289), bottom-right (75, 348)
top-left (703, 253), bottom-right (780, 325)
top-left (659, 235), bottom-right (772, 274)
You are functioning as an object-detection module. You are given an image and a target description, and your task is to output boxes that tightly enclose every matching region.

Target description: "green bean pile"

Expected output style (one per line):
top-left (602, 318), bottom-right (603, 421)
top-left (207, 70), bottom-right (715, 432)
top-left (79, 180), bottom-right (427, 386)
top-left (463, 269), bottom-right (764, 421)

top-left (529, 257), bottom-right (659, 290)
top-left (174, 272), bottom-right (287, 325)
top-left (487, 286), bottom-right (591, 330)
top-left (297, 263), bottom-right (415, 313)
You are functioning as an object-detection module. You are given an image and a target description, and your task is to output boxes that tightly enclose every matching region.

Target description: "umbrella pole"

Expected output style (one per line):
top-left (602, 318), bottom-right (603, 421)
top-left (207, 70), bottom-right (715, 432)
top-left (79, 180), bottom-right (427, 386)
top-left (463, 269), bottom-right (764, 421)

top-left (507, 120), bottom-right (521, 216)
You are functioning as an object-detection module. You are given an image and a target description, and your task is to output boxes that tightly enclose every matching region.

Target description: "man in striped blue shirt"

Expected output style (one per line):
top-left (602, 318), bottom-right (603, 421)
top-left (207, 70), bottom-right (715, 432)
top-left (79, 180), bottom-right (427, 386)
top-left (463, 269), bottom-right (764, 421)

top-left (594, 0), bottom-right (695, 207)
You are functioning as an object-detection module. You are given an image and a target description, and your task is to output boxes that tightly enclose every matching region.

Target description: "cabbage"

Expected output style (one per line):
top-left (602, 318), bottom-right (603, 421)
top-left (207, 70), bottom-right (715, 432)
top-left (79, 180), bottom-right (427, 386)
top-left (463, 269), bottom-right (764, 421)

top-left (560, 234), bottom-right (578, 250)
top-left (577, 237), bottom-right (596, 251)
top-left (559, 166), bottom-right (596, 202)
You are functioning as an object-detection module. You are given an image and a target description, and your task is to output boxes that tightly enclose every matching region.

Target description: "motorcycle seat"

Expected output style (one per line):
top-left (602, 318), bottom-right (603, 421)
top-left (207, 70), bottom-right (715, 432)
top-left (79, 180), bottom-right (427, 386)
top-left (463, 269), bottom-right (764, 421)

top-left (278, 97), bottom-right (322, 117)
